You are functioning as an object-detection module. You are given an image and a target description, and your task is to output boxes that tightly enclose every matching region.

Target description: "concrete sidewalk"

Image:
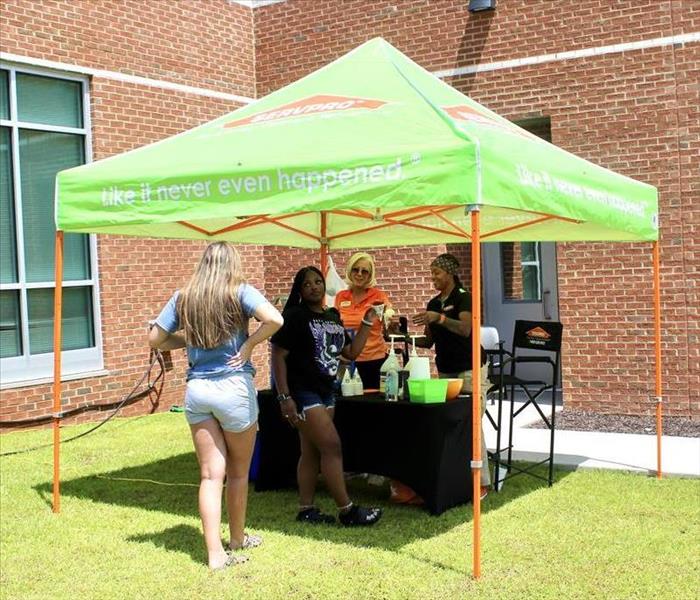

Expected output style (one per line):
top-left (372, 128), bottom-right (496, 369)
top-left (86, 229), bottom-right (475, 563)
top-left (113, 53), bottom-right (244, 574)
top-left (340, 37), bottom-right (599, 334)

top-left (483, 401), bottom-right (700, 478)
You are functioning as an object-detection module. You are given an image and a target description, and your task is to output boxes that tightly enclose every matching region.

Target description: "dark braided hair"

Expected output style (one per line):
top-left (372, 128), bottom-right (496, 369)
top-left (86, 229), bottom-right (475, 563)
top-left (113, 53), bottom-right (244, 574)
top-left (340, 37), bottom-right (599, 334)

top-left (283, 266), bottom-right (326, 313)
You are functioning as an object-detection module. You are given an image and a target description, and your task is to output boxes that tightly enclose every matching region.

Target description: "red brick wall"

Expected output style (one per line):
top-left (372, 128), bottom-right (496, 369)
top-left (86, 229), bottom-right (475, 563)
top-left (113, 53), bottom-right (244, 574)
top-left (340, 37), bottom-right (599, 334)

top-left (253, 0), bottom-right (698, 418)
top-left (0, 0), bottom-right (255, 97)
top-left (0, 0), bottom-right (257, 426)
top-left (253, 0), bottom-right (687, 97)
top-left (1, 0), bottom-right (697, 427)
top-left (674, 21), bottom-right (700, 419)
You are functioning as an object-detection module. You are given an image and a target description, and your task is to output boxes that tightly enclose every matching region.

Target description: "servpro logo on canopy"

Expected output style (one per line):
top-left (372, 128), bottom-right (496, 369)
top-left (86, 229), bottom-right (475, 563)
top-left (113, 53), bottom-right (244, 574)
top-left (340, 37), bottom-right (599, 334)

top-left (223, 94), bottom-right (387, 128)
top-left (444, 105), bottom-right (533, 139)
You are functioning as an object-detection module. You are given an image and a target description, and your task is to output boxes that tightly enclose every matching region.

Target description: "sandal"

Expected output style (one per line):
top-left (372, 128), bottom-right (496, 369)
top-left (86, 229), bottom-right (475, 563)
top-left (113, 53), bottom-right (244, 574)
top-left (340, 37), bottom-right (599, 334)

top-left (296, 506), bottom-right (336, 524)
top-left (338, 504), bottom-right (382, 527)
top-left (227, 532), bottom-right (263, 551)
top-left (212, 552), bottom-right (249, 571)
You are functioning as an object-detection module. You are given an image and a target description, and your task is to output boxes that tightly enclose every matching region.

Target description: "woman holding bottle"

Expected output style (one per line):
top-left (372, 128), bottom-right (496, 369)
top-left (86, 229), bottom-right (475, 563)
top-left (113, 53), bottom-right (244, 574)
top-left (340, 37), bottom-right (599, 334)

top-left (334, 252), bottom-right (398, 389)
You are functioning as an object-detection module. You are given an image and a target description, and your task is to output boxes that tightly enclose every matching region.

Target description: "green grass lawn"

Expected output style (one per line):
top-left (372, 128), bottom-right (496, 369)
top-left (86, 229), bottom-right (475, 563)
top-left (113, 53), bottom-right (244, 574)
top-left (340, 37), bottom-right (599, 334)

top-left (1, 412), bottom-right (698, 600)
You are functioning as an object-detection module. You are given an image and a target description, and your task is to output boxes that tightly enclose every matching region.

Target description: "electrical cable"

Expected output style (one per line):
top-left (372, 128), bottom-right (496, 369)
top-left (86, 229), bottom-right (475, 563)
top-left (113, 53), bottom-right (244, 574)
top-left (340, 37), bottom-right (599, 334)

top-left (0, 349), bottom-right (166, 457)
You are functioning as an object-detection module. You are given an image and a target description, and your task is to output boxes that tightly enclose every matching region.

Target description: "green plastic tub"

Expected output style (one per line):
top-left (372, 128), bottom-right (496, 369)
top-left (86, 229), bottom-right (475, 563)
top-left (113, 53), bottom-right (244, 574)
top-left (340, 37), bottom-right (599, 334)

top-left (408, 378), bottom-right (448, 403)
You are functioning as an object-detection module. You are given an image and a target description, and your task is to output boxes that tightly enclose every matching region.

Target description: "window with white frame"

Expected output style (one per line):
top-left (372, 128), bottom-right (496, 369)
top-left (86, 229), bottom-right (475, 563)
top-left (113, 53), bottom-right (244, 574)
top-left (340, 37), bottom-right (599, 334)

top-left (0, 65), bottom-right (102, 385)
top-left (500, 241), bottom-right (543, 302)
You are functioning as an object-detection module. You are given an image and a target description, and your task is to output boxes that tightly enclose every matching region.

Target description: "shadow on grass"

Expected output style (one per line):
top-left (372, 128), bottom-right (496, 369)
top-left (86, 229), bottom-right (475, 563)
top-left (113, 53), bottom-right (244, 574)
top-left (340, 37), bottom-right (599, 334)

top-left (34, 452), bottom-right (573, 557)
top-left (127, 524), bottom-right (204, 565)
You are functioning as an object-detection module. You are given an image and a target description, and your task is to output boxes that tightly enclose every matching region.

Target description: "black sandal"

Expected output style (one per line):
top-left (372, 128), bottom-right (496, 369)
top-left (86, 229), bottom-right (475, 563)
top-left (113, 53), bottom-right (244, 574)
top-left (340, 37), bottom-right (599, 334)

top-left (296, 507), bottom-right (336, 524)
top-left (338, 504), bottom-right (382, 527)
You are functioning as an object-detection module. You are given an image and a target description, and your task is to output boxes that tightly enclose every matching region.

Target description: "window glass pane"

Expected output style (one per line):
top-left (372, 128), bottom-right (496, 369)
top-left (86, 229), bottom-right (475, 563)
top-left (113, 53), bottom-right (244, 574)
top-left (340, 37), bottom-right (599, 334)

top-left (0, 127), bottom-right (18, 283)
top-left (501, 242), bottom-right (542, 301)
top-left (19, 129), bottom-right (89, 282)
top-left (27, 286), bottom-right (94, 354)
top-left (521, 242), bottom-right (537, 263)
top-left (522, 265), bottom-right (541, 301)
top-left (16, 73), bottom-right (83, 128)
top-left (0, 70), bottom-right (8, 119)
top-left (0, 290), bottom-right (22, 358)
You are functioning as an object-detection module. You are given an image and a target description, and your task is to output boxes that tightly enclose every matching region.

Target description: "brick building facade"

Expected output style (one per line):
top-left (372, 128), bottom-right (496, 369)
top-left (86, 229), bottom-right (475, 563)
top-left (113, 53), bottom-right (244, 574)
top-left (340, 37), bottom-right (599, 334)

top-left (1, 0), bottom-right (697, 427)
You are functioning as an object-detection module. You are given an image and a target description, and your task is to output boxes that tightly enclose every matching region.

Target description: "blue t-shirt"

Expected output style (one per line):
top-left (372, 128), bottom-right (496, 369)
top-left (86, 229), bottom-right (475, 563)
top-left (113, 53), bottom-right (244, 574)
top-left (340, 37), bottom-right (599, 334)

top-left (155, 284), bottom-right (267, 380)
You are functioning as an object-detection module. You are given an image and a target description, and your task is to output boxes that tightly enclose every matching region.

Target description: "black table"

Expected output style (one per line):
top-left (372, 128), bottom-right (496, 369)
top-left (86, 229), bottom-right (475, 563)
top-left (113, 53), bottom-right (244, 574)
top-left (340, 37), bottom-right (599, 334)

top-left (255, 390), bottom-right (474, 515)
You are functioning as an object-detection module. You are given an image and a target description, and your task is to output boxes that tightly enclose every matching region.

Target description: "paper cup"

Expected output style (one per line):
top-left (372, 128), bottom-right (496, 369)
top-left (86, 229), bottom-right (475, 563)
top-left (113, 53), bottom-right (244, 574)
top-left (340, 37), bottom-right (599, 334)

top-left (371, 303), bottom-right (384, 320)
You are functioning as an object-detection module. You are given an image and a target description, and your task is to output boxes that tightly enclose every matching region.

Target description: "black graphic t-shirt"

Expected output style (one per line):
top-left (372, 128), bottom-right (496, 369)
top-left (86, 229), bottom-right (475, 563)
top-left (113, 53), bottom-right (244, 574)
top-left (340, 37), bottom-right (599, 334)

top-left (271, 304), bottom-right (351, 396)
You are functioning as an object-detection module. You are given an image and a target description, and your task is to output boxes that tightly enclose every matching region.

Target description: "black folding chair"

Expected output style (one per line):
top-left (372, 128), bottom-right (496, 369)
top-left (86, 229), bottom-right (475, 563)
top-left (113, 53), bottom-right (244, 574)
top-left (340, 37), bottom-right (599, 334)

top-left (493, 320), bottom-right (563, 488)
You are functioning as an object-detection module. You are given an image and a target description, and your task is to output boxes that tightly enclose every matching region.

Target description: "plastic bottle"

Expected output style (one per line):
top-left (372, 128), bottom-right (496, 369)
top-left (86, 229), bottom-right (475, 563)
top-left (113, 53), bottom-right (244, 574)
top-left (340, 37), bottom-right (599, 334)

top-left (341, 368), bottom-right (354, 397)
top-left (406, 334), bottom-right (430, 380)
top-left (404, 335), bottom-right (429, 400)
top-left (351, 368), bottom-right (364, 396)
top-left (379, 336), bottom-right (400, 394)
top-left (385, 364), bottom-right (399, 401)
top-left (404, 335), bottom-right (422, 374)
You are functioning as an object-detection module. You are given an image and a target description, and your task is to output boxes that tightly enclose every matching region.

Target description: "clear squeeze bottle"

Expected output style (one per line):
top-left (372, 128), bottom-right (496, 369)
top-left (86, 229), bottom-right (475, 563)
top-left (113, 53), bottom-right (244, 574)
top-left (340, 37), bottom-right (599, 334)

top-left (385, 363), bottom-right (399, 402)
top-left (379, 335), bottom-right (399, 394)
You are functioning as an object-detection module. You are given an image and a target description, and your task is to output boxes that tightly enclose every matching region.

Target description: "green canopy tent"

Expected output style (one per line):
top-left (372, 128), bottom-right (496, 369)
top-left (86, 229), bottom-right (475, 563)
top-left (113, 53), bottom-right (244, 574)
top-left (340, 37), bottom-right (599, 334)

top-left (54, 38), bottom-right (662, 578)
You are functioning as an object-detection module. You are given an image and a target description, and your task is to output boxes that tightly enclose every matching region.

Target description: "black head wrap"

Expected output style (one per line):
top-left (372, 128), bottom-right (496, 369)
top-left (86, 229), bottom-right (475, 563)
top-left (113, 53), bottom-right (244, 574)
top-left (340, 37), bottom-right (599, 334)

top-left (430, 253), bottom-right (459, 275)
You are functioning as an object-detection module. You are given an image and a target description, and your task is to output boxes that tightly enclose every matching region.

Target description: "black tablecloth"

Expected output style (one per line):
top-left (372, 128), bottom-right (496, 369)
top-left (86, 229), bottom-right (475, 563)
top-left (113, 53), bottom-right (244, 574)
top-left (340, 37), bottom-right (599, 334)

top-left (255, 391), bottom-right (473, 515)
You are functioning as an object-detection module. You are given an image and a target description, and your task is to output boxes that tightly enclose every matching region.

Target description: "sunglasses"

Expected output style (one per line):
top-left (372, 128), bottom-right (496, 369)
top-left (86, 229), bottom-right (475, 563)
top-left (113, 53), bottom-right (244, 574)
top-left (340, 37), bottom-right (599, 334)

top-left (351, 267), bottom-right (371, 275)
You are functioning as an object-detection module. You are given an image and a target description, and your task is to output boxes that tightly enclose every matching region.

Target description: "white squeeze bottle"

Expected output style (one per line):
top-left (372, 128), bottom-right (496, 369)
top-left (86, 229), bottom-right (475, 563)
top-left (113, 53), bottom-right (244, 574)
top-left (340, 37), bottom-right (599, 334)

top-left (406, 334), bottom-right (430, 380)
top-left (351, 368), bottom-right (364, 396)
top-left (341, 368), bottom-right (353, 397)
top-left (404, 335), bottom-right (420, 374)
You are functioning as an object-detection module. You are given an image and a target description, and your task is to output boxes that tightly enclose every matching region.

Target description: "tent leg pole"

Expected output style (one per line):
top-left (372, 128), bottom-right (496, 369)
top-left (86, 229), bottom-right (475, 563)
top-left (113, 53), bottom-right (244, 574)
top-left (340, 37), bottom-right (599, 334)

top-left (52, 230), bottom-right (64, 513)
top-left (469, 206), bottom-right (482, 580)
top-left (320, 211), bottom-right (328, 275)
top-left (652, 241), bottom-right (662, 479)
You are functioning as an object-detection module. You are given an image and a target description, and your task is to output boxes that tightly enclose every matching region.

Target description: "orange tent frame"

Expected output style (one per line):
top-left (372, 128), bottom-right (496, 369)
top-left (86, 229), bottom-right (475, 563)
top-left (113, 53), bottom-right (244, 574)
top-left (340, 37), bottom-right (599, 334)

top-left (51, 209), bottom-right (664, 579)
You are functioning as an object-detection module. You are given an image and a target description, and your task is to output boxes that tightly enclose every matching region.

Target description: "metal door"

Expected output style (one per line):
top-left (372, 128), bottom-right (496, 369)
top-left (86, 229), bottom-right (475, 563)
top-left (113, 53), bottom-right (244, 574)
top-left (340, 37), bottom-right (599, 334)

top-left (483, 241), bottom-right (560, 391)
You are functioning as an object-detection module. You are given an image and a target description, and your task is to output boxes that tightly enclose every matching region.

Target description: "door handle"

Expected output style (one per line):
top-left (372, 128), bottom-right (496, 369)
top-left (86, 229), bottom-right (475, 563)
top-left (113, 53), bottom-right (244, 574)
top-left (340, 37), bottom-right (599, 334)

top-left (543, 289), bottom-right (552, 320)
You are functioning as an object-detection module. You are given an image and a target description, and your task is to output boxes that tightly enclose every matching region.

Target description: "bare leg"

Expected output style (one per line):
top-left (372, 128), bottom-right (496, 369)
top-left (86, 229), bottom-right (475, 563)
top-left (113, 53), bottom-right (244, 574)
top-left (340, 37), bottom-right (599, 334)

top-left (190, 419), bottom-right (228, 569)
top-left (223, 422), bottom-right (257, 549)
top-left (297, 427), bottom-right (321, 507)
top-left (297, 407), bottom-right (351, 508)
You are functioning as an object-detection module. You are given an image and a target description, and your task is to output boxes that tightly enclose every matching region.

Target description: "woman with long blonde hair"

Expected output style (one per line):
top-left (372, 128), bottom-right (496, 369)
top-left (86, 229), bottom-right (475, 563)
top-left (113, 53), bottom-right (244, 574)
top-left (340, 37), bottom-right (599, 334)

top-left (150, 242), bottom-right (283, 570)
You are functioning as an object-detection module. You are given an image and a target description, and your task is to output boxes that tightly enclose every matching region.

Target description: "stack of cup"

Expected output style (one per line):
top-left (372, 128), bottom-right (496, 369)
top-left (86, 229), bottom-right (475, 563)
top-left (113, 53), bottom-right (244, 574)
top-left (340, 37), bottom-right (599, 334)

top-left (408, 356), bottom-right (430, 380)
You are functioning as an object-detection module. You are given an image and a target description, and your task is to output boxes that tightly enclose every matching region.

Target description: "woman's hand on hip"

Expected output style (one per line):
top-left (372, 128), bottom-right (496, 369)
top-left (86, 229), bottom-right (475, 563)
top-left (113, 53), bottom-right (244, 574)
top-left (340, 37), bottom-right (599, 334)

top-left (227, 341), bottom-right (252, 369)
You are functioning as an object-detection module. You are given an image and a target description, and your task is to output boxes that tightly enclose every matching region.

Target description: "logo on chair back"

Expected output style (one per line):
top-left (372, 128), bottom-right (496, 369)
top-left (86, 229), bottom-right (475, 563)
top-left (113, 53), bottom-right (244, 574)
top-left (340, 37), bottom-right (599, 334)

top-left (525, 326), bottom-right (551, 346)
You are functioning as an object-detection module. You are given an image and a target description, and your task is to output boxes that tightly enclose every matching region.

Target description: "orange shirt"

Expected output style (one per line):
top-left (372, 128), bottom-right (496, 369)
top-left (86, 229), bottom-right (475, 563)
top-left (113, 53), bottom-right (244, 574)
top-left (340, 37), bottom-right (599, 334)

top-left (334, 287), bottom-right (390, 362)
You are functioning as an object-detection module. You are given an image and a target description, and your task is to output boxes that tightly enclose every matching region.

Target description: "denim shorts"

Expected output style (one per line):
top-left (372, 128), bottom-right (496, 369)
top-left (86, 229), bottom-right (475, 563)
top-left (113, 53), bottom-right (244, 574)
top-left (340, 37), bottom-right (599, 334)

top-left (292, 389), bottom-right (336, 413)
top-left (184, 373), bottom-right (258, 432)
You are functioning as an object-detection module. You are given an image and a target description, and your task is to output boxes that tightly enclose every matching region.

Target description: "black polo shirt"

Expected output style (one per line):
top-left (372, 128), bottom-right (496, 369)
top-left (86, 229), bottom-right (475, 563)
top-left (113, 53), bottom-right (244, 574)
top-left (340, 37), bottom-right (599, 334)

top-left (426, 286), bottom-right (484, 373)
